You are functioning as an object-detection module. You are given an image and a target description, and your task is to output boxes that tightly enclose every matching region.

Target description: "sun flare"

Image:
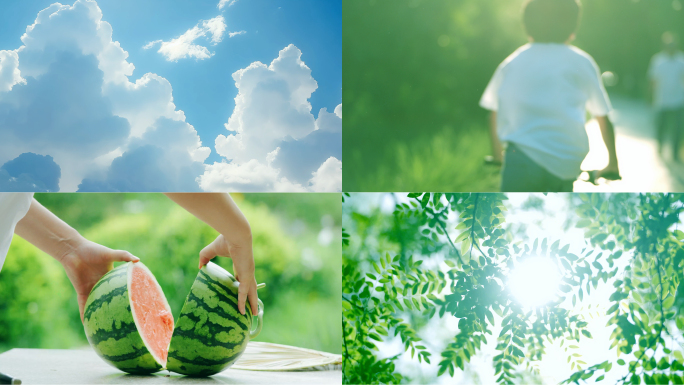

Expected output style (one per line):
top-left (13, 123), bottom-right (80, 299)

top-left (509, 257), bottom-right (561, 308)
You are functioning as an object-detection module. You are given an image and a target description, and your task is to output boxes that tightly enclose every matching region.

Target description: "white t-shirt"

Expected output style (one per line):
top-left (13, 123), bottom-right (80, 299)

top-left (0, 193), bottom-right (33, 271)
top-left (648, 51), bottom-right (684, 110)
top-left (480, 43), bottom-right (612, 180)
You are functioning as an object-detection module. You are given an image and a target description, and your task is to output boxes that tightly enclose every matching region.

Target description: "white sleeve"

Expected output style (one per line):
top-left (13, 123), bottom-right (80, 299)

top-left (0, 193), bottom-right (34, 272)
top-left (584, 58), bottom-right (612, 117)
top-left (479, 63), bottom-right (505, 111)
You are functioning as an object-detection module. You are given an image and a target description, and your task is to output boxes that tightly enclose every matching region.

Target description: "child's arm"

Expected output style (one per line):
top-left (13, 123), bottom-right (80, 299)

top-left (595, 116), bottom-right (620, 178)
top-left (164, 193), bottom-right (257, 316)
top-left (488, 111), bottom-right (504, 163)
top-left (14, 198), bottom-right (139, 321)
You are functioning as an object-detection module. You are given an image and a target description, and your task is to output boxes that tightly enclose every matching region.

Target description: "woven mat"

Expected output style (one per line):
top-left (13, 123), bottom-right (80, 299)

top-left (232, 342), bottom-right (342, 372)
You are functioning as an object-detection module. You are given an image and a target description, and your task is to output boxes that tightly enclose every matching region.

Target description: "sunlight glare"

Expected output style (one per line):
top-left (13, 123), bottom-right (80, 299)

top-left (509, 257), bottom-right (560, 308)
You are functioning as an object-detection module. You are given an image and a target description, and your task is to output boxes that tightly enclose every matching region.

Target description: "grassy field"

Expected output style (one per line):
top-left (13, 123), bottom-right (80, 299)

top-left (342, 0), bottom-right (681, 192)
top-left (345, 125), bottom-right (500, 192)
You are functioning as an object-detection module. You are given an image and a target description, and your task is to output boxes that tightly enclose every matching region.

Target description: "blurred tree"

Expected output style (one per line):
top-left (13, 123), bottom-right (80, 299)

top-left (0, 193), bottom-right (341, 354)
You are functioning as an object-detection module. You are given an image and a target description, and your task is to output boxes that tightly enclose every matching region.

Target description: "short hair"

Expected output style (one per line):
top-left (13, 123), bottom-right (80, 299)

top-left (523, 0), bottom-right (582, 43)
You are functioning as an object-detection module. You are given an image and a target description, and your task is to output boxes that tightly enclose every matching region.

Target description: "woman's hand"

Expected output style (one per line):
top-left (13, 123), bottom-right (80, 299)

top-left (200, 234), bottom-right (258, 316)
top-left (163, 193), bottom-right (259, 317)
top-left (14, 199), bottom-right (139, 322)
top-left (59, 240), bottom-right (139, 321)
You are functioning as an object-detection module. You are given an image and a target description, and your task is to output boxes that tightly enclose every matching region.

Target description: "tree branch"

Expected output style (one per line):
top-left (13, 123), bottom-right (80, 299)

top-left (438, 221), bottom-right (464, 265)
top-left (469, 193), bottom-right (480, 259)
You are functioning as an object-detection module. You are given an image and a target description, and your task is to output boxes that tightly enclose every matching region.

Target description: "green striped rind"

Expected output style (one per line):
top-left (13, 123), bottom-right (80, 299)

top-left (166, 268), bottom-right (253, 376)
top-left (83, 262), bottom-right (162, 374)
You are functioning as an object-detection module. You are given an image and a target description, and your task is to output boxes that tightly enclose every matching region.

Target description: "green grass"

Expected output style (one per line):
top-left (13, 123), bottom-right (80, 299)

top-left (345, 126), bottom-right (501, 192)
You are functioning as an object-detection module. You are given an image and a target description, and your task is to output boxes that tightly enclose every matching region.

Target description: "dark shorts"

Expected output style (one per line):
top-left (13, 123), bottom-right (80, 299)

top-left (656, 107), bottom-right (684, 160)
top-left (500, 143), bottom-right (574, 192)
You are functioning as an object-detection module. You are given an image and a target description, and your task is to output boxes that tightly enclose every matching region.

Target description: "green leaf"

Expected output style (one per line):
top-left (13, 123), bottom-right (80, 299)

top-left (675, 350), bottom-right (683, 361)
top-left (511, 346), bottom-right (525, 358)
top-left (576, 219), bottom-right (592, 228)
top-left (592, 233), bottom-right (608, 244)
top-left (373, 261), bottom-right (381, 274)
top-left (455, 231), bottom-right (470, 242)
top-left (461, 238), bottom-right (471, 256)
top-left (561, 258), bottom-right (572, 271)
top-left (664, 296), bottom-right (675, 309)
top-left (420, 193), bottom-right (430, 209)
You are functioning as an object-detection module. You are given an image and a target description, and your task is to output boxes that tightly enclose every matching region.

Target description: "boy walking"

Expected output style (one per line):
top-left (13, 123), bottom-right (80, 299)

top-left (480, 0), bottom-right (619, 192)
top-left (649, 32), bottom-right (684, 161)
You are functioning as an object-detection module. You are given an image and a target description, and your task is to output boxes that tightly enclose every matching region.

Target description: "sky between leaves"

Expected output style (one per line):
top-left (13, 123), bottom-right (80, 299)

top-left (0, 0), bottom-right (342, 192)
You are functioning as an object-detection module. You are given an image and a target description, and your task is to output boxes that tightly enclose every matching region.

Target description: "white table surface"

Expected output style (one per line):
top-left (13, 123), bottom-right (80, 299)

top-left (0, 349), bottom-right (342, 384)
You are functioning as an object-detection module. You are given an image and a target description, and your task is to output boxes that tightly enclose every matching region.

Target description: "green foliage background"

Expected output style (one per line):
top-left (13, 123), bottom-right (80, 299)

top-left (343, 193), bottom-right (684, 384)
top-left (343, 0), bottom-right (684, 191)
top-left (0, 193), bottom-right (342, 355)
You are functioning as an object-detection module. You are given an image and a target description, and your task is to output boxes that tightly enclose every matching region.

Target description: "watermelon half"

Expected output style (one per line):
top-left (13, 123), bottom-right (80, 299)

top-left (166, 261), bottom-right (263, 376)
top-left (83, 262), bottom-right (174, 374)
top-left (83, 261), bottom-right (263, 377)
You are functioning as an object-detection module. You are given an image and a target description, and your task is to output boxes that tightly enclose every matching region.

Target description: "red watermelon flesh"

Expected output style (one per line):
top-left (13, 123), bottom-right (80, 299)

top-left (130, 263), bottom-right (174, 366)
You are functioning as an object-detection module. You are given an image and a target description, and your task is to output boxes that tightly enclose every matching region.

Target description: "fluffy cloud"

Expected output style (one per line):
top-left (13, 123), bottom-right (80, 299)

top-left (78, 118), bottom-right (207, 191)
top-left (0, 153), bottom-right (61, 192)
top-left (309, 157), bottom-right (342, 192)
top-left (273, 106), bottom-right (342, 184)
top-left (0, 0), bottom-right (209, 191)
top-left (143, 15), bottom-right (228, 61)
top-left (0, 51), bottom-right (24, 92)
top-left (199, 44), bottom-right (342, 192)
top-left (218, 0), bottom-right (239, 10)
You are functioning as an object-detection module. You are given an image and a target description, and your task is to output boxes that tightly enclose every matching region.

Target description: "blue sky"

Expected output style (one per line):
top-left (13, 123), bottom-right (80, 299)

top-left (0, 0), bottom-right (341, 165)
top-left (0, 0), bottom-right (341, 192)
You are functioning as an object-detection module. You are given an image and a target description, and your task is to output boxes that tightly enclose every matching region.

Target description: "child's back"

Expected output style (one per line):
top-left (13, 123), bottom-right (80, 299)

top-left (480, 43), bottom-right (611, 181)
top-left (480, 0), bottom-right (619, 192)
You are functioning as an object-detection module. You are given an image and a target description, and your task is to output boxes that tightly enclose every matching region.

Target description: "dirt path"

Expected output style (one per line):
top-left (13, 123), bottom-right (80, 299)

top-left (573, 97), bottom-right (684, 192)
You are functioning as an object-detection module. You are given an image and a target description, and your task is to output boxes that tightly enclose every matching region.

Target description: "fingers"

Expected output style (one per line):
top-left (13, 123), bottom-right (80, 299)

top-left (237, 281), bottom-right (248, 315)
top-left (199, 242), bottom-right (217, 269)
top-left (78, 294), bottom-right (87, 323)
top-left (112, 250), bottom-right (140, 263)
top-left (248, 284), bottom-right (259, 316)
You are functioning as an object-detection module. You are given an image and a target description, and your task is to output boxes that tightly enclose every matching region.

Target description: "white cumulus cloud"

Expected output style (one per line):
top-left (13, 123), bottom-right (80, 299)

top-left (0, 50), bottom-right (25, 92)
top-left (309, 157), bottom-right (342, 192)
top-left (143, 15), bottom-right (227, 61)
top-left (0, 0), bottom-right (209, 191)
top-left (199, 44), bottom-right (342, 192)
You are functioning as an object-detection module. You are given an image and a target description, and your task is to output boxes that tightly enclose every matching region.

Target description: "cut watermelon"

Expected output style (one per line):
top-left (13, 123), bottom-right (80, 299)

top-left (83, 262), bottom-right (174, 374)
top-left (129, 263), bottom-right (175, 367)
top-left (166, 262), bottom-right (264, 376)
top-left (84, 261), bottom-right (263, 376)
